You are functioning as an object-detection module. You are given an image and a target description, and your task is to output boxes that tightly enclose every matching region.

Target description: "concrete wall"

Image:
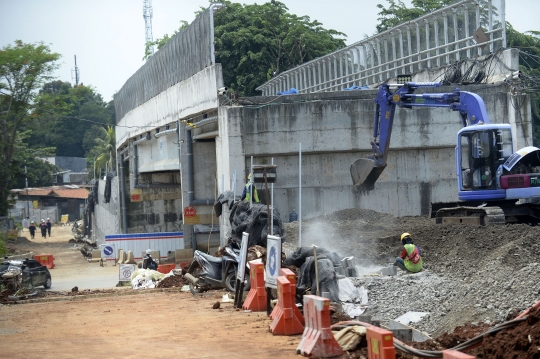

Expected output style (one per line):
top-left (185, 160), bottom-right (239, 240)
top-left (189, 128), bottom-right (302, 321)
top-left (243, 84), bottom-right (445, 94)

top-left (216, 83), bottom-right (532, 225)
top-left (116, 65), bottom-right (223, 149)
top-left (92, 177), bottom-right (121, 246)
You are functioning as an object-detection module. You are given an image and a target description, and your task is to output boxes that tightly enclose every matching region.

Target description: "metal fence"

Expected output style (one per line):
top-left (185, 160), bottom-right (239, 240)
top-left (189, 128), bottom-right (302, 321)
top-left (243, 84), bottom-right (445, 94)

top-left (256, 0), bottom-right (506, 95)
top-left (114, 4), bottom-right (224, 121)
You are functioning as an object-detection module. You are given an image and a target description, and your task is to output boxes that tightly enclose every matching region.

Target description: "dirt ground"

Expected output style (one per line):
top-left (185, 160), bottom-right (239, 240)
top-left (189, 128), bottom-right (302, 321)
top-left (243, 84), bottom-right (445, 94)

top-left (1, 225), bottom-right (301, 359)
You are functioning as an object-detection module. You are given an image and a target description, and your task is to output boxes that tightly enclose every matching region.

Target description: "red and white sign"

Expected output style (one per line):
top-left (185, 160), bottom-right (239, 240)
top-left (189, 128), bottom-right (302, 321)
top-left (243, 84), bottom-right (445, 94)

top-left (184, 206), bottom-right (196, 217)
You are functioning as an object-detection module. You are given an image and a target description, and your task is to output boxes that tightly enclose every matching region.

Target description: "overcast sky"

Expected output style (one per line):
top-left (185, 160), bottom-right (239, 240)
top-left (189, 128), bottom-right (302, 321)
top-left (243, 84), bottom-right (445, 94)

top-left (1, 0), bottom-right (538, 102)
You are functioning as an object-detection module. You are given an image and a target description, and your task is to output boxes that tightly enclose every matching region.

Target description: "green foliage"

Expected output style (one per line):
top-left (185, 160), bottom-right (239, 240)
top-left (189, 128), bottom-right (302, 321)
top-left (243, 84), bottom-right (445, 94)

top-left (0, 231), bottom-right (7, 257)
top-left (506, 24), bottom-right (540, 145)
top-left (214, 1), bottom-right (346, 95)
top-left (0, 41), bottom-right (61, 216)
top-left (143, 1), bottom-right (346, 96)
top-left (86, 126), bottom-right (115, 179)
top-left (28, 81), bottom-right (114, 158)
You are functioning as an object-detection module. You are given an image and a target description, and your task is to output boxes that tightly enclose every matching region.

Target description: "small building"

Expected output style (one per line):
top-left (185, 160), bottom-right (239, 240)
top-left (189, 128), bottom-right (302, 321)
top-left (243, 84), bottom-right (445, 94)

top-left (9, 185), bottom-right (89, 223)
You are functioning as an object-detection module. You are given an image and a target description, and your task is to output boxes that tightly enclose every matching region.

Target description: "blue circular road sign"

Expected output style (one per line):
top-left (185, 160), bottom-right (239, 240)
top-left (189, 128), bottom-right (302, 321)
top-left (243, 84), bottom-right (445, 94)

top-left (103, 246), bottom-right (114, 256)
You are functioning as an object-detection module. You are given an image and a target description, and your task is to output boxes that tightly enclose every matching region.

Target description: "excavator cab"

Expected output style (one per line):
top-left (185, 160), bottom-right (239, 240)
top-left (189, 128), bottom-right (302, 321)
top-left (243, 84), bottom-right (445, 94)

top-left (456, 124), bottom-right (513, 196)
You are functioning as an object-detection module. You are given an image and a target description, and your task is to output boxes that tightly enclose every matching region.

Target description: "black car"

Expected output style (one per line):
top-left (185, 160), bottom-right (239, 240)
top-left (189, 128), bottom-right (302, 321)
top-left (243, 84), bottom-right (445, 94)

top-left (0, 258), bottom-right (52, 289)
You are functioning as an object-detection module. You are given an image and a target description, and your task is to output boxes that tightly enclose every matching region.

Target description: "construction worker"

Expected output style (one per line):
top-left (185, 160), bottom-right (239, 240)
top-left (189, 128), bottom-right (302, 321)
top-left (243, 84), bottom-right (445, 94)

top-left (241, 173), bottom-right (259, 203)
top-left (40, 220), bottom-right (47, 239)
top-left (28, 221), bottom-right (36, 239)
top-left (143, 249), bottom-right (158, 270)
top-left (395, 232), bottom-right (423, 273)
top-left (46, 218), bottom-right (52, 237)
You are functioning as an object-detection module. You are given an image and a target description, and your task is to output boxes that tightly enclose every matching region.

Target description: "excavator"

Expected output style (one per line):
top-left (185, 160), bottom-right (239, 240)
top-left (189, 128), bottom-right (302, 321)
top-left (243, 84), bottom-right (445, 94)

top-left (350, 81), bottom-right (540, 224)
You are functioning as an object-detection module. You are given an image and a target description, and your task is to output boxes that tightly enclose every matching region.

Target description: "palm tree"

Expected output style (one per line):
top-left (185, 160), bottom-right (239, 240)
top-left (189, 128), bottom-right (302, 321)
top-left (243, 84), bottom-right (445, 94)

top-left (91, 126), bottom-right (115, 178)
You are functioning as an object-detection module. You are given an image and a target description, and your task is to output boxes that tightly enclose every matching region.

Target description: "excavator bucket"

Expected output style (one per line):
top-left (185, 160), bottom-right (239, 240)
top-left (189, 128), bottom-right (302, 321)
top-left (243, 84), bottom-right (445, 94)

top-left (350, 158), bottom-right (386, 191)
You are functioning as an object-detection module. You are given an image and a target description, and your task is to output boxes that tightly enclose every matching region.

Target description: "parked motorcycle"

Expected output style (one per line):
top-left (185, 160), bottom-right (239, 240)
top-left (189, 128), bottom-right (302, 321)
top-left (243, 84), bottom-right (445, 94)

top-left (185, 241), bottom-right (250, 294)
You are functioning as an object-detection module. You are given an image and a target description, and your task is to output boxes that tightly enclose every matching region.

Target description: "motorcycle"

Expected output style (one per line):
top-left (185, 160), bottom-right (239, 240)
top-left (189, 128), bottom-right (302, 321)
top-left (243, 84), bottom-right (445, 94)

top-left (185, 240), bottom-right (251, 294)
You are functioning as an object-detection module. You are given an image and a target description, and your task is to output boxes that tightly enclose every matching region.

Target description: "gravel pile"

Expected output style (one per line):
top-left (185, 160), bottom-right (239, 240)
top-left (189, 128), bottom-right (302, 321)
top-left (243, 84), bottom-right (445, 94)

top-left (285, 208), bottom-right (540, 337)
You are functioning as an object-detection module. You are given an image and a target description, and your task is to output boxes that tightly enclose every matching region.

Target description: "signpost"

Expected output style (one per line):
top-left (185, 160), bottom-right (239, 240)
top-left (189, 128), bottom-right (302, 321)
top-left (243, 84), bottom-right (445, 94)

top-left (266, 234), bottom-right (281, 314)
top-left (234, 232), bottom-right (250, 308)
top-left (119, 264), bottom-right (136, 282)
top-left (100, 244), bottom-right (116, 265)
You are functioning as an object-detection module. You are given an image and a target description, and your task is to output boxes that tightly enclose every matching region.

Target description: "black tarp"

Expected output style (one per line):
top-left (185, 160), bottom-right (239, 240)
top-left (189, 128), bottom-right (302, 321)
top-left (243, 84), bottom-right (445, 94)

top-left (296, 255), bottom-right (340, 302)
top-left (104, 171), bottom-right (116, 203)
top-left (229, 200), bottom-right (286, 247)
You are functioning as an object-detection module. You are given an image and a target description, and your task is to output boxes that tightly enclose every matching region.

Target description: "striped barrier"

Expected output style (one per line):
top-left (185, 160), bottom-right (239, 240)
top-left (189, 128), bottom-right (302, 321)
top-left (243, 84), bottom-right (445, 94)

top-left (242, 260), bottom-right (267, 312)
top-left (270, 268), bottom-right (304, 325)
top-left (366, 326), bottom-right (395, 359)
top-left (296, 295), bottom-right (343, 357)
top-left (269, 276), bottom-right (304, 335)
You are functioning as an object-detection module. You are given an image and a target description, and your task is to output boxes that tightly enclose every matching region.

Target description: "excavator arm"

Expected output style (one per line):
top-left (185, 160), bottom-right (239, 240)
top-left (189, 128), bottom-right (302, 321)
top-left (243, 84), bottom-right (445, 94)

top-left (351, 82), bottom-right (491, 191)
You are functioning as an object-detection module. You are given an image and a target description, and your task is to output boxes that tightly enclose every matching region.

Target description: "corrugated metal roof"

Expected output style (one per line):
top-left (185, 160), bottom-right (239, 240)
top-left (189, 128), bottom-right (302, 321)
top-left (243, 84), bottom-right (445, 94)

top-left (52, 188), bottom-right (89, 199)
top-left (10, 186), bottom-right (89, 199)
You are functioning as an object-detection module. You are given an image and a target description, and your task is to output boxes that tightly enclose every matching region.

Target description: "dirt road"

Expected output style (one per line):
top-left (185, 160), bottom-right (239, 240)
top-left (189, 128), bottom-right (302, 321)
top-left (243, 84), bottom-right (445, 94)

top-left (1, 226), bottom-right (301, 358)
top-left (0, 290), bottom-right (300, 358)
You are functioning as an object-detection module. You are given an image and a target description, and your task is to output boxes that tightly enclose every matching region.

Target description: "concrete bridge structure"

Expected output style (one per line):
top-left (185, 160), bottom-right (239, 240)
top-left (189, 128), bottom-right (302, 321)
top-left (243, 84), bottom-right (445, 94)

top-left (91, 1), bottom-right (531, 253)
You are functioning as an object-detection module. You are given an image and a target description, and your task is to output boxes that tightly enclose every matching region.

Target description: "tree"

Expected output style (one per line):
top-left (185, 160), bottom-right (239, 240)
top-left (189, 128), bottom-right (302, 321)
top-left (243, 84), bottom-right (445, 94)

top-left (214, 1), bottom-right (346, 95)
top-left (143, 1), bottom-right (346, 96)
top-left (86, 126), bottom-right (115, 179)
top-left (0, 41), bottom-right (60, 216)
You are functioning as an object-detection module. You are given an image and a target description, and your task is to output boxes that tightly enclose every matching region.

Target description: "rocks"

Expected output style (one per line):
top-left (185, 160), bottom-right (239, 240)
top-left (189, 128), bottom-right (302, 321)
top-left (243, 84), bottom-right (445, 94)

top-left (285, 208), bottom-right (540, 337)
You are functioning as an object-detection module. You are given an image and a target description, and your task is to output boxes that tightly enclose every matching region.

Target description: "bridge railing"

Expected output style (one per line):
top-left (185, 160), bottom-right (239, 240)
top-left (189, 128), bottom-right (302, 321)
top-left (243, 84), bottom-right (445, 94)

top-left (256, 0), bottom-right (505, 96)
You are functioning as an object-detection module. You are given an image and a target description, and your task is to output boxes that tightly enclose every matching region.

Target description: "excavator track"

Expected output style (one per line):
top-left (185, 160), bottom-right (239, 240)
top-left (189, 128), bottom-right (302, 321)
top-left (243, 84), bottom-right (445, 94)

top-left (435, 206), bottom-right (488, 226)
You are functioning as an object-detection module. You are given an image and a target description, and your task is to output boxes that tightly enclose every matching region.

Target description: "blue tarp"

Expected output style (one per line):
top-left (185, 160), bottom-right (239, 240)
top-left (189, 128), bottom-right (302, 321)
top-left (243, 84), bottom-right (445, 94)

top-left (344, 85), bottom-right (370, 91)
top-left (277, 88), bottom-right (299, 95)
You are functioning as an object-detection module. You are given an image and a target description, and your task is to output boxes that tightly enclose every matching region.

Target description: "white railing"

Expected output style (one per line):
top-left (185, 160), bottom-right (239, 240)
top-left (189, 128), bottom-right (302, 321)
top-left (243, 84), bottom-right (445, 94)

top-left (256, 0), bottom-right (505, 95)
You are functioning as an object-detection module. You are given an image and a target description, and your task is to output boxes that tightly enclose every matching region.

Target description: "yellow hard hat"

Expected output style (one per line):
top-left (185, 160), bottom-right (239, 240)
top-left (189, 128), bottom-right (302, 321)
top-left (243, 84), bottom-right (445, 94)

top-left (400, 232), bottom-right (411, 241)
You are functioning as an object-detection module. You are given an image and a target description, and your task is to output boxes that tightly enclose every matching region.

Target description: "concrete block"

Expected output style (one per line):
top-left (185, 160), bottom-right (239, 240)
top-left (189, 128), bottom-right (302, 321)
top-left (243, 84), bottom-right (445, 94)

top-left (125, 251), bottom-right (135, 264)
top-left (388, 312), bottom-right (432, 342)
top-left (91, 249), bottom-right (101, 259)
top-left (175, 249), bottom-right (193, 263)
top-left (117, 249), bottom-right (125, 264)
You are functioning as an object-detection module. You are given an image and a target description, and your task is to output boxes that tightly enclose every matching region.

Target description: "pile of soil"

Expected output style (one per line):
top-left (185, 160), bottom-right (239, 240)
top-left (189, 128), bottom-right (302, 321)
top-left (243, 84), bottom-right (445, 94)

top-left (285, 208), bottom-right (540, 339)
top-left (0, 289), bottom-right (16, 304)
top-left (157, 275), bottom-right (189, 288)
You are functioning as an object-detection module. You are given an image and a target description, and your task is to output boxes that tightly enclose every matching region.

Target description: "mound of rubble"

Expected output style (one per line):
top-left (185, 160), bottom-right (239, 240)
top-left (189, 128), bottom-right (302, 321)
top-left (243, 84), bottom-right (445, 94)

top-left (285, 208), bottom-right (540, 338)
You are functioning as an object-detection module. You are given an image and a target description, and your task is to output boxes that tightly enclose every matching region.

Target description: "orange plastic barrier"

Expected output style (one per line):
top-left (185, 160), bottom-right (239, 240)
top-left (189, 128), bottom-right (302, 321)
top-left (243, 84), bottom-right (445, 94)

top-left (157, 264), bottom-right (176, 273)
top-left (270, 268), bottom-right (304, 325)
top-left (34, 254), bottom-right (55, 269)
top-left (442, 350), bottom-right (475, 359)
top-left (296, 295), bottom-right (343, 357)
top-left (366, 326), bottom-right (395, 359)
top-left (269, 276), bottom-right (304, 335)
top-left (242, 260), bottom-right (267, 311)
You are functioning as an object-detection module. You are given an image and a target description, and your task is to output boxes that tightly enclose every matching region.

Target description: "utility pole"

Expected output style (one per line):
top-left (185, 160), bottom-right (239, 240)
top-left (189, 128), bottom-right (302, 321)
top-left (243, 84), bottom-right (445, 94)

top-left (25, 165), bottom-right (30, 220)
top-left (143, 0), bottom-right (154, 58)
top-left (72, 55), bottom-right (80, 85)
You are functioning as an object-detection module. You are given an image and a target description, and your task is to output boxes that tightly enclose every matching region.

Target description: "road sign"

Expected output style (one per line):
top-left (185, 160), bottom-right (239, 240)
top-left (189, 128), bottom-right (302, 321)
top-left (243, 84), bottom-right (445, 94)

top-left (101, 244), bottom-right (115, 260)
top-left (119, 264), bottom-right (136, 281)
top-left (265, 235), bottom-right (281, 289)
top-left (184, 206), bottom-right (196, 217)
top-left (237, 232), bottom-right (249, 281)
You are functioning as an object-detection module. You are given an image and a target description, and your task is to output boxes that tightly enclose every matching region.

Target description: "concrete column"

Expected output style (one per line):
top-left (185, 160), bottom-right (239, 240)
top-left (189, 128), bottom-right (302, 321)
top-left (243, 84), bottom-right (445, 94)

top-left (464, 5), bottom-right (470, 59)
top-left (416, 22), bottom-right (421, 71)
top-left (434, 17), bottom-right (440, 67)
top-left (443, 12), bottom-right (449, 64)
top-left (424, 19), bottom-right (431, 68)
top-left (475, 1), bottom-right (481, 56)
top-left (407, 26), bottom-right (413, 73)
top-left (453, 9), bottom-right (460, 61)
